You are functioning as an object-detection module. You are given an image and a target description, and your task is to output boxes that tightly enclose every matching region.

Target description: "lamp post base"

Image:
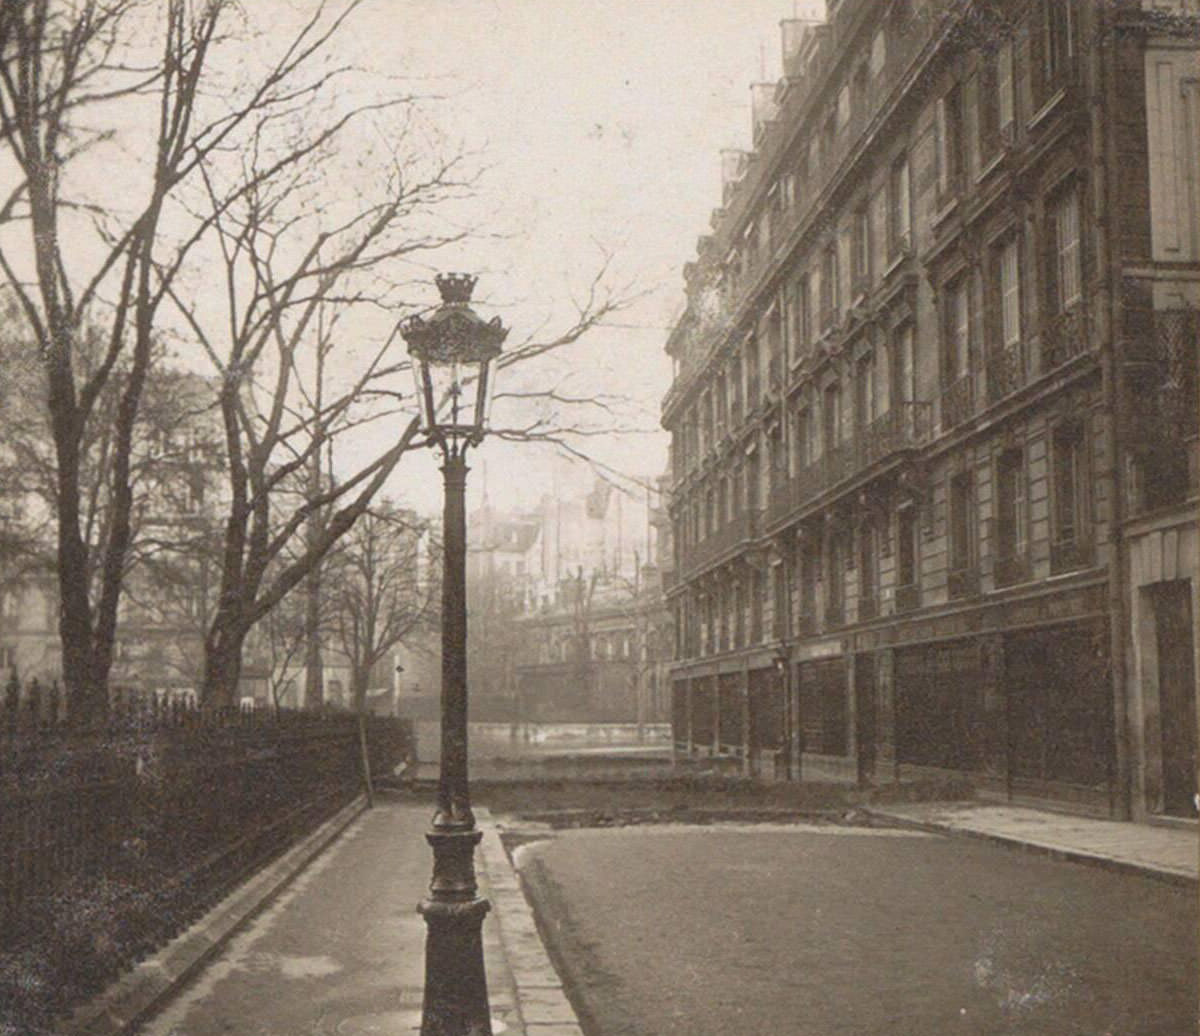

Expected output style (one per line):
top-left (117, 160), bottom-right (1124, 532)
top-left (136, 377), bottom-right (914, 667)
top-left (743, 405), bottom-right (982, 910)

top-left (418, 828), bottom-right (492, 1036)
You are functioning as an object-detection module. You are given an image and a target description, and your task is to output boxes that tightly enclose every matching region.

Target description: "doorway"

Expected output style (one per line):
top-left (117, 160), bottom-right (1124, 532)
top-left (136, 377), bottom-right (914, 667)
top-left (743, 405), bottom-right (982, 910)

top-left (1153, 581), bottom-right (1197, 817)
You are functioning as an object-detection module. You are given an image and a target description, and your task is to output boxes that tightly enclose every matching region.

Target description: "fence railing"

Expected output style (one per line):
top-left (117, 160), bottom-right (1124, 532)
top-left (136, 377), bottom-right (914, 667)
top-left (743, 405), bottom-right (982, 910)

top-left (0, 687), bottom-right (413, 1030)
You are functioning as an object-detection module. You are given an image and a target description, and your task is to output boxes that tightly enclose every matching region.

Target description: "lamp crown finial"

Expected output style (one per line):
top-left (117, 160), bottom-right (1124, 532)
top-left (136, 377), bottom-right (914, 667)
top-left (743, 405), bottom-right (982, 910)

top-left (435, 272), bottom-right (477, 304)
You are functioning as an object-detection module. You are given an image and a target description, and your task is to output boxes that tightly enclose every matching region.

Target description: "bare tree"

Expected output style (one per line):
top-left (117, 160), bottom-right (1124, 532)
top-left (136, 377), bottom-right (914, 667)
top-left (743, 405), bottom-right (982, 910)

top-left (0, 0), bottom-right (396, 720)
top-left (1, 1), bottom-right (640, 716)
top-left (327, 501), bottom-right (435, 712)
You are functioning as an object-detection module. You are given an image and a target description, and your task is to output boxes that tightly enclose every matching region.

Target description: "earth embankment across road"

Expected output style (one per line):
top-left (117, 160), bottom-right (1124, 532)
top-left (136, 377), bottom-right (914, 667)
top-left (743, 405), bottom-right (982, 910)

top-left (511, 822), bottom-right (1198, 1036)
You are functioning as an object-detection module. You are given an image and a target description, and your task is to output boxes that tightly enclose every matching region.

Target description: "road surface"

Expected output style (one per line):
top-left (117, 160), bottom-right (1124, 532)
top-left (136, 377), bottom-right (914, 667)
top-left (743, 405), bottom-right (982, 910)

top-left (514, 822), bottom-right (1197, 1036)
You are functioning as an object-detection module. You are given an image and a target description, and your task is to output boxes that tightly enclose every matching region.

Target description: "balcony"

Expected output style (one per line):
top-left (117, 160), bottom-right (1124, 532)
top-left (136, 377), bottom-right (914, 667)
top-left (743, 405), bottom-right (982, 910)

top-left (894, 583), bottom-right (920, 614)
top-left (940, 373), bottom-right (974, 430)
top-left (993, 551), bottom-right (1031, 589)
top-left (947, 565), bottom-right (980, 600)
top-left (1049, 537), bottom-right (1095, 576)
top-left (746, 373), bottom-right (761, 407)
top-left (764, 404), bottom-right (931, 532)
top-left (681, 509), bottom-right (761, 579)
top-left (858, 402), bottom-right (932, 469)
top-left (986, 341), bottom-right (1027, 404)
top-left (1041, 306), bottom-right (1091, 372)
top-left (1124, 307), bottom-right (1199, 446)
top-left (765, 475), bottom-right (797, 527)
top-left (825, 599), bottom-right (845, 629)
top-left (767, 353), bottom-right (784, 397)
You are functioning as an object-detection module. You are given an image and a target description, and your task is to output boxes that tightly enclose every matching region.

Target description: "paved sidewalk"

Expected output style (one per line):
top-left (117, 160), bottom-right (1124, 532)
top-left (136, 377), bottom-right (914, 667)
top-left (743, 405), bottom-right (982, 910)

top-left (864, 800), bottom-right (1198, 885)
top-left (70, 792), bottom-right (580, 1036)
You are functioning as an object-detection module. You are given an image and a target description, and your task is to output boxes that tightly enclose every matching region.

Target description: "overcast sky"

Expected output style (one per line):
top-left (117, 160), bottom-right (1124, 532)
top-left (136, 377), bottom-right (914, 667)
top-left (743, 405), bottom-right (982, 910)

top-left (327, 0), bottom-right (817, 514)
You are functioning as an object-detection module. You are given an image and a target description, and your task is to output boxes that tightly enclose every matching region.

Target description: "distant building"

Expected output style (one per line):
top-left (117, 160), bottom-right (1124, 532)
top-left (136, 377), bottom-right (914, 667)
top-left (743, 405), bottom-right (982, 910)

top-left (466, 471), bottom-right (671, 725)
top-left (662, 1), bottom-right (1198, 819)
top-left (0, 366), bottom-right (226, 695)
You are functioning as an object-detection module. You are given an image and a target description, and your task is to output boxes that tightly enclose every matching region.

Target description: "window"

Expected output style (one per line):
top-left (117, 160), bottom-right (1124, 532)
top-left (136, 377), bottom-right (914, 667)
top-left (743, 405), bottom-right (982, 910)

top-left (823, 112), bottom-right (837, 160)
top-left (1045, 0), bottom-right (1075, 87)
top-left (870, 29), bottom-right (887, 78)
top-left (730, 357), bottom-right (743, 424)
top-left (855, 352), bottom-right (875, 429)
top-left (795, 273), bottom-right (812, 354)
top-left (988, 235), bottom-right (1022, 354)
top-left (895, 324), bottom-right (916, 405)
top-left (980, 41), bottom-right (1016, 158)
top-left (750, 569), bottom-right (765, 643)
top-left (823, 382), bottom-right (842, 454)
top-left (873, 341), bottom-right (892, 418)
top-left (852, 203), bottom-right (871, 294)
top-left (889, 155), bottom-right (911, 255)
top-left (799, 538), bottom-right (818, 621)
top-left (820, 241), bottom-right (840, 328)
top-left (837, 84), bottom-right (851, 129)
top-left (997, 41), bottom-right (1014, 131)
top-left (827, 532), bottom-right (846, 623)
top-left (732, 461), bottom-right (744, 516)
top-left (943, 278), bottom-right (971, 381)
top-left (773, 562), bottom-right (788, 640)
top-left (769, 426), bottom-right (786, 486)
top-left (1052, 422), bottom-right (1086, 548)
top-left (859, 523), bottom-right (878, 617)
top-left (745, 337), bottom-right (760, 403)
top-left (1048, 186), bottom-right (1082, 312)
top-left (746, 451), bottom-right (760, 512)
top-left (945, 470), bottom-right (974, 576)
top-left (998, 237), bottom-right (1022, 347)
top-left (896, 506), bottom-right (919, 592)
top-left (795, 405), bottom-right (814, 469)
top-left (852, 62), bottom-right (870, 117)
top-left (995, 448), bottom-right (1028, 583)
top-left (0, 645), bottom-right (15, 673)
top-left (936, 85), bottom-right (964, 199)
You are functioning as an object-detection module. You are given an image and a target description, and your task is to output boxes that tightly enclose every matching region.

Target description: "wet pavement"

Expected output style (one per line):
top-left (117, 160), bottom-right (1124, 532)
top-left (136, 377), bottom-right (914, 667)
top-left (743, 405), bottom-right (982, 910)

top-left (863, 801), bottom-right (1198, 884)
top-left (132, 796), bottom-right (581, 1036)
top-left (513, 822), bottom-right (1198, 1036)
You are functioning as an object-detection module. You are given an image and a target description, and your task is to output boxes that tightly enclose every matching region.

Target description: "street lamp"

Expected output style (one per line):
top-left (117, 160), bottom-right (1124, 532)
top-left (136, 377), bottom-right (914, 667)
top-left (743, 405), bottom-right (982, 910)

top-left (401, 273), bottom-right (507, 1036)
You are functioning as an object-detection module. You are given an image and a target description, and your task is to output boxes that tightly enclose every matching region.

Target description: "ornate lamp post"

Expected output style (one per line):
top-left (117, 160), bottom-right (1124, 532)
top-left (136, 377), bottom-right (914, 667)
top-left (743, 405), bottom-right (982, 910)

top-left (401, 273), bottom-right (508, 1036)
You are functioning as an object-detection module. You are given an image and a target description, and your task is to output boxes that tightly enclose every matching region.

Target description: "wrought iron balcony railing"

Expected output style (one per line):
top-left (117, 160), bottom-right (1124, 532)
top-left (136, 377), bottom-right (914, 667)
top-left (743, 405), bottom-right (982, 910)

top-left (947, 564), bottom-right (980, 600)
top-left (986, 341), bottom-right (1027, 404)
top-left (1041, 306), bottom-right (1090, 372)
top-left (763, 404), bottom-right (931, 532)
top-left (1049, 537), bottom-right (1095, 576)
top-left (679, 509), bottom-right (761, 580)
top-left (894, 583), bottom-right (920, 614)
top-left (940, 373), bottom-right (974, 430)
top-left (993, 550), bottom-right (1031, 589)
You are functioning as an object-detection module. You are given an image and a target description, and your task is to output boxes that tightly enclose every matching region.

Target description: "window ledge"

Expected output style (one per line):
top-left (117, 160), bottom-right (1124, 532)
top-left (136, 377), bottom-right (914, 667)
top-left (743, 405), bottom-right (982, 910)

top-left (1029, 86), bottom-right (1067, 130)
top-left (974, 147), bottom-right (1008, 185)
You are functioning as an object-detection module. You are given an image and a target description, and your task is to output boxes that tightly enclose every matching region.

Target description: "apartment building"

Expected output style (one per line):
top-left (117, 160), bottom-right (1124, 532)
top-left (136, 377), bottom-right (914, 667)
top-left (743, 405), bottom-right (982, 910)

top-left (663, 0), bottom-right (1199, 820)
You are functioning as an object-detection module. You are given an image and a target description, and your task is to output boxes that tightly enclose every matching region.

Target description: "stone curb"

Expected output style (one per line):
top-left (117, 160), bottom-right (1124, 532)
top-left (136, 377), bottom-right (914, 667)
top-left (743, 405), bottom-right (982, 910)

top-left (861, 807), bottom-right (1198, 888)
top-left (62, 796), bottom-right (369, 1036)
top-left (475, 808), bottom-right (585, 1036)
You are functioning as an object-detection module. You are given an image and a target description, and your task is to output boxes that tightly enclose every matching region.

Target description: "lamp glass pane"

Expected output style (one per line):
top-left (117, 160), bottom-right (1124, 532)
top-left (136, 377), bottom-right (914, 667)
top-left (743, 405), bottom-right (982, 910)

top-left (410, 360), bottom-right (434, 432)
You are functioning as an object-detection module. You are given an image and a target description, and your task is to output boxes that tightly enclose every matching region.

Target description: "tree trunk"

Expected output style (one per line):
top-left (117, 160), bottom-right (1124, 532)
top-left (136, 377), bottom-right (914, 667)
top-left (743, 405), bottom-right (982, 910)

top-left (202, 613), bottom-right (247, 708)
top-left (51, 394), bottom-right (108, 725)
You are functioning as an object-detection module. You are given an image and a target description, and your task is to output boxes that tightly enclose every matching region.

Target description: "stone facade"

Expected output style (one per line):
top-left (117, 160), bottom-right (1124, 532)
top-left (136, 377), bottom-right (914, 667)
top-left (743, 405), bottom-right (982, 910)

top-left (662, 0), bottom-right (1199, 817)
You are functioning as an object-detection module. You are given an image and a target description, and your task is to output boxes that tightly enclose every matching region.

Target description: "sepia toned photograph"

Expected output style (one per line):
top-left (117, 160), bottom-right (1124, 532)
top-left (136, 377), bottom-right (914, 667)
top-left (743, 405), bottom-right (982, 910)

top-left (0, 1), bottom-right (1197, 1033)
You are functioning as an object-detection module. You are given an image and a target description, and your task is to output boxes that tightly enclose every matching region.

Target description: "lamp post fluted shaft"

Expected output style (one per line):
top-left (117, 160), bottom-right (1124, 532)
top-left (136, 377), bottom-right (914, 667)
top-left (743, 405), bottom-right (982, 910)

top-left (419, 451), bottom-right (492, 1036)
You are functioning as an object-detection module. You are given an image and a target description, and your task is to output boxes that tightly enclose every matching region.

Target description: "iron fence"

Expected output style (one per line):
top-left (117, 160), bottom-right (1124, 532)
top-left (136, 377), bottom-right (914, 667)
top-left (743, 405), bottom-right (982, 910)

top-left (0, 684), bottom-right (413, 1029)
